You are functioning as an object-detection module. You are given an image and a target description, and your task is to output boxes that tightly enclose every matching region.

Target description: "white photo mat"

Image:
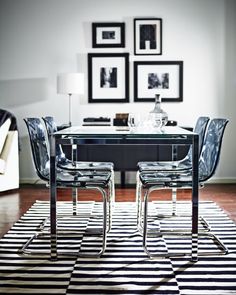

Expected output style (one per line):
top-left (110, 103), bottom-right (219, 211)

top-left (134, 61), bottom-right (183, 102)
top-left (96, 27), bottom-right (121, 44)
top-left (92, 57), bottom-right (125, 99)
top-left (88, 53), bottom-right (129, 103)
top-left (137, 64), bottom-right (179, 98)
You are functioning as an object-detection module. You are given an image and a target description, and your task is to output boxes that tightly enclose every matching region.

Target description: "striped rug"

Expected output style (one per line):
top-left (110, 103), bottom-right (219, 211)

top-left (0, 201), bottom-right (236, 294)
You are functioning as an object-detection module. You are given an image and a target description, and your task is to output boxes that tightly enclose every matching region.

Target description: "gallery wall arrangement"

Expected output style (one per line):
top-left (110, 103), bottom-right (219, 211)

top-left (88, 18), bottom-right (183, 104)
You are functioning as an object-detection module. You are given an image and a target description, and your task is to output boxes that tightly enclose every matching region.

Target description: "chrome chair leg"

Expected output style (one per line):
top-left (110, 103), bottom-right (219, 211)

top-left (141, 187), bottom-right (228, 261)
top-left (78, 186), bottom-right (108, 258)
top-left (138, 182), bottom-right (211, 233)
top-left (136, 171), bottom-right (143, 229)
top-left (106, 180), bottom-right (113, 233)
top-left (19, 217), bottom-right (49, 255)
top-left (141, 189), bottom-right (183, 258)
top-left (111, 168), bottom-right (115, 202)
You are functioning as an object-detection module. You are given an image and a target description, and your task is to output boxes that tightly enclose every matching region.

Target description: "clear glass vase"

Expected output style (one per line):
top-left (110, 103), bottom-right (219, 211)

top-left (149, 94), bottom-right (168, 129)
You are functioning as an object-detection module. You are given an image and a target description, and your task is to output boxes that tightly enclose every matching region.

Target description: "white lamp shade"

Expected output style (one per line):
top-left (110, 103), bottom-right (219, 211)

top-left (57, 73), bottom-right (84, 95)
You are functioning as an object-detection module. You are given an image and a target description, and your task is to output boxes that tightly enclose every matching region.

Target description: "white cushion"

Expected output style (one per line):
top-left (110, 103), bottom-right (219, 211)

top-left (0, 118), bottom-right (11, 154)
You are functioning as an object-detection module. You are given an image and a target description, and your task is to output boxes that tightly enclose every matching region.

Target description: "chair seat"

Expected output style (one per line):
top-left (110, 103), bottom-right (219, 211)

top-left (138, 116), bottom-right (210, 174)
top-left (44, 168), bottom-right (111, 187)
top-left (58, 159), bottom-right (114, 171)
top-left (138, 158), bottom-right (191, 172)
top-left (139, 168), bottom-right (206, 189)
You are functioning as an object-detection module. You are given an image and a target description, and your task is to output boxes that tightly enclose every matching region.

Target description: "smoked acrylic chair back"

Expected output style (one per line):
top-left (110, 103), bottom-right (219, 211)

top-left (24, 118), bottom-right (49, 181)
top-left (198, 118), bottom-right (229, 182)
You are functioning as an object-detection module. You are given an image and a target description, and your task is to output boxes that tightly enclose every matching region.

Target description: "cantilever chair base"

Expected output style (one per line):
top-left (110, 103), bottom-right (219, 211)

top-left (139, 183), bottom-right (229, 262)
top-left (19, 229), bottom-right (108, 260)
top-left (142, 230), bottom-right (229, 261)
top-left (19, 186), bottom-right (111, 260)
top-left (19, 227), bottom-right (107, 259)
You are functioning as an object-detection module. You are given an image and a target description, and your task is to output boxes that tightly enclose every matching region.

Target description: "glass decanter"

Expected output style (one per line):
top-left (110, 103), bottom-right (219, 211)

top-left (149, 94), bottom-right (168, 128)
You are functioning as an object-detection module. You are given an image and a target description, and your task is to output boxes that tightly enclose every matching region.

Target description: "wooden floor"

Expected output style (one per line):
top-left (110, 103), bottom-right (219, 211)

top-left (0, 183), bottom-right (236, 238)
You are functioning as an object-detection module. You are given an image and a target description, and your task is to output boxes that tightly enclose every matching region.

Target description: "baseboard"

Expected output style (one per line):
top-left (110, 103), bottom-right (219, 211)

top-left (207, 177), bottom-right (236, 184)
top-left (20, 178), bottom-right (45, 185)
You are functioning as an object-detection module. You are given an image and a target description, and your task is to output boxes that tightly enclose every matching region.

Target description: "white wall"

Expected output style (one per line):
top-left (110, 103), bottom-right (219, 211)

top-left (0, 0), bottom-right (235, 183)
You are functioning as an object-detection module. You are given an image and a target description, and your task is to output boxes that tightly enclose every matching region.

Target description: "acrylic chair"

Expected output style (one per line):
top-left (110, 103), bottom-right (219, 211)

top-left (137, 118), bottom-right (229, 259)
top-left (138, 116), bottom-right (210, 172)
top-left (136, 116), bottom-right (210, 217)
top-left (21, 117), bottom-right (113, 258)
top-left (42, 116), bottom-right (115, 203)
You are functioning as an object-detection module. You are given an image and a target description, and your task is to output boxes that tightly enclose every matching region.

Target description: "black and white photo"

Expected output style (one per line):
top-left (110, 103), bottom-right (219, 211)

top-left (148, 73), bottom-right (169, 89)
top-left (100, 67), bottom-right (117, 88)
top-left (134, 61), bottom-right (183, 102)
top-left (88, 53), bottom-right (129, 103)
top-left (92, 23), bottom-right (125, 48)
top-left (102, 31), bottom-right (115, 39)
top-left (134, 18), bottom-right (162, 55)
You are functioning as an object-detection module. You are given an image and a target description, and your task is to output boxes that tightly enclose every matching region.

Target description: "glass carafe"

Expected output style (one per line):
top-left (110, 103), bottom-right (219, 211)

top-left (149, 94), bottom-right (168, 128)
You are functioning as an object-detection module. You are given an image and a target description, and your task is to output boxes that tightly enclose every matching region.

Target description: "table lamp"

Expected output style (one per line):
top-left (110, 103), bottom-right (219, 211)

top-left (57, 73), bottom-right (84, 126)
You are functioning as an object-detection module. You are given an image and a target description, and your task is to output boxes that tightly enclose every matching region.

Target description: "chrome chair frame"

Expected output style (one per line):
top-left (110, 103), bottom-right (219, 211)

top-left (137, 118), bottom-right (229, 260)
top-left (136, 116), bottom-right (210, 219)
top-left (21, 118), bottom-right (113, 259)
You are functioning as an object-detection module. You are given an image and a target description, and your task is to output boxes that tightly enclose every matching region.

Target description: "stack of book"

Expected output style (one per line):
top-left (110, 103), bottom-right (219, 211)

top-left (83, 117), bottom-right (111, 126)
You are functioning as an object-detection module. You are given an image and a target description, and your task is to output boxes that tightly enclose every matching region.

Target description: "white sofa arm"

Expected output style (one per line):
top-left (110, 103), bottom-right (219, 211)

top-left (0, 118), bottom-right (11, 154)
top-left (0, 130), bottom-right (19, 191)
top-left (0, 131), bottom-right (16, 174)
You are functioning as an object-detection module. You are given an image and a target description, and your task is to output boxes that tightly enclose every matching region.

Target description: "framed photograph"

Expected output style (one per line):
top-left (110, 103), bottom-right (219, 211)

top-left (88, 53), bottom-right (129, 103)
top-left (134, 18), bottom-right (162, 55)
top-left (92, 22), bottom-right (125, 48)
top-left (134, 61), bottom-right (183, 102)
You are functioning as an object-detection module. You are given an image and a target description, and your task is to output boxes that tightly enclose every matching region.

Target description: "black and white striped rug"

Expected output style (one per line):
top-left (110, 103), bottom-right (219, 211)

top-left (0, 201), bottom-right (236, 294)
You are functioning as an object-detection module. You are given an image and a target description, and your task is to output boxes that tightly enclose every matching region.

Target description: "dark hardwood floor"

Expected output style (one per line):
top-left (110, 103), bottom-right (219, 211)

top-left (0, 183), bottom-right (236, 238)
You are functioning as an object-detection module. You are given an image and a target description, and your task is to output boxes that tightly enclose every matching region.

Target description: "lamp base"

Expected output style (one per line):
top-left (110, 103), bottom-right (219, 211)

top-left (68, 93), bottom-right (72, 127)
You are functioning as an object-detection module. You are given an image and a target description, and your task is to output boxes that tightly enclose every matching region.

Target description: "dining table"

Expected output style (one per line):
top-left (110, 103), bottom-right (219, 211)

top-left (49, 125), bottom-right (199, 261)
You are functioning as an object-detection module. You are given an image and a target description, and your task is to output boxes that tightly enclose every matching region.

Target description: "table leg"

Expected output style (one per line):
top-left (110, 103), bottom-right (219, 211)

top-left (50, 134), bottom-right (57, 260)
top-left (191, 134), bottom-right (199, 261)
top-left (121, 171), bottom-right (126, 188)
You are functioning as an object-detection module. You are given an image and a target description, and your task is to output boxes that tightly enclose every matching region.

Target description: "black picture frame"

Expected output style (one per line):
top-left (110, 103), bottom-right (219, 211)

top-left (134, 61), bottom-right (183, 102)
top-left (88, 53), bottom-right (129, 103)
top-left (134, 18), bottom-right (162, 55)
top-left (92, 22), bottom-right (125, 48)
